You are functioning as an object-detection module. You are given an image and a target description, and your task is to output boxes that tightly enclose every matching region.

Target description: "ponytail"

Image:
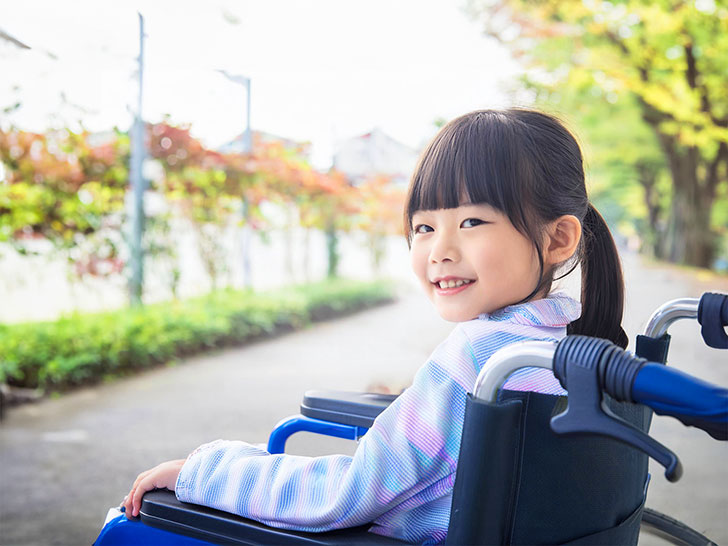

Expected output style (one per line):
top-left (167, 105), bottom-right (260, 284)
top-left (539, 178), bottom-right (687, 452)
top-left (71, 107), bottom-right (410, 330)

top-left (567, 204), bottom-right (628, 348)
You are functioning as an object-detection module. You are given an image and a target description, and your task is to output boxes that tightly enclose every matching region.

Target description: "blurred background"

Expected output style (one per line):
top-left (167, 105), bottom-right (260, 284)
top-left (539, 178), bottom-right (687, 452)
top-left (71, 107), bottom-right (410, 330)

top-left (0, 1), bottom-right (726, 545)
top-left (1, 0), bottom-right (727, 320)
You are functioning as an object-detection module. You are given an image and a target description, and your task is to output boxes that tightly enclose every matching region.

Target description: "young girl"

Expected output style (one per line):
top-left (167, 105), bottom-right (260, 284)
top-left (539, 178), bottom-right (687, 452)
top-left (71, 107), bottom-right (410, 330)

top-left (123, 109), bottom-right (627, 543)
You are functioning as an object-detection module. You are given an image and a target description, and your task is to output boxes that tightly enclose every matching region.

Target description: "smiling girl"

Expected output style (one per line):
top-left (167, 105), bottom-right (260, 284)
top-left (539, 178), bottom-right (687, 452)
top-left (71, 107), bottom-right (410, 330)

top-left (122, 109), bottom-right (627, 544)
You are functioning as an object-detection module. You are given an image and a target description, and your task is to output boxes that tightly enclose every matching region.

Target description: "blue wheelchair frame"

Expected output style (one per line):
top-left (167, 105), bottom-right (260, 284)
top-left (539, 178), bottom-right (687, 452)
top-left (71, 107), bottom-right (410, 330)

top-left (95, 292), bottom-right (728, 545)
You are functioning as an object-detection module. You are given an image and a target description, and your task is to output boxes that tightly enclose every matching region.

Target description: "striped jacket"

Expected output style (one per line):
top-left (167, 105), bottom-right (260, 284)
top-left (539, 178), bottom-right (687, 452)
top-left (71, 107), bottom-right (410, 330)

top-left (175, 293), bottom-right (581, 544)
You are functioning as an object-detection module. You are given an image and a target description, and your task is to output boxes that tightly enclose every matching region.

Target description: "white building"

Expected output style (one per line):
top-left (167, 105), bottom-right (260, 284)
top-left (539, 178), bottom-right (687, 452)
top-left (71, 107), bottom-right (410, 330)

top-left (333, 128), bottom-right (418, 187)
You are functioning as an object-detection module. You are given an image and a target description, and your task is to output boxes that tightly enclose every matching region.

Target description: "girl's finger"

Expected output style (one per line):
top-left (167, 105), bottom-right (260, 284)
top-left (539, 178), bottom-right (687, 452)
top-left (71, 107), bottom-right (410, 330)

top-left (123, 491), bottom-right (134, 519)
top-left (132, 475), bottom-right (153, 517)
top-left (126, 487), bottom-right (138, 515)
top-left (126, 481), bottom-right (144, 515)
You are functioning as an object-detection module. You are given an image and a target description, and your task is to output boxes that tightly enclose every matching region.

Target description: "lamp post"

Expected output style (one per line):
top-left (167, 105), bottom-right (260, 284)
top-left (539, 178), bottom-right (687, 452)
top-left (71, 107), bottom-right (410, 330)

top-left (218, 70), bottom-right (251, 153)
top-left (218, 70), bottom-right (253, 289)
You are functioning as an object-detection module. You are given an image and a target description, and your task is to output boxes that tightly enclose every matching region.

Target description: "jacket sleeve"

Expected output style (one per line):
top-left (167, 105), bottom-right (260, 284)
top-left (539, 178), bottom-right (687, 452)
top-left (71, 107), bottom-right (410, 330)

top-left (175, 327), bottom-right (477, 532)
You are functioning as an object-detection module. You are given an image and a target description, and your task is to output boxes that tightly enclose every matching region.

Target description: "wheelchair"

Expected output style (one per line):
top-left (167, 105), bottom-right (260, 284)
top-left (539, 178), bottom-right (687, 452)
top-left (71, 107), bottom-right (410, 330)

top-left (95, 292), bottom-right (728, 545)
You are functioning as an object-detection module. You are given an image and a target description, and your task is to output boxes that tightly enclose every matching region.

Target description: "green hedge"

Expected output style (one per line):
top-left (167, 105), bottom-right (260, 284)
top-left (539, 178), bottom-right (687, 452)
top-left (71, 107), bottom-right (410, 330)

top-left (0, 279), bottom-right (395, 392)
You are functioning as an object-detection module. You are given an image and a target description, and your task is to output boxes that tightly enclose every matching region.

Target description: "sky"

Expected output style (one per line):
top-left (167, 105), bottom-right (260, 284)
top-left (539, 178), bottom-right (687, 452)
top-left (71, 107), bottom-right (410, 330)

top-left (1, 0), bottom-right (522, 168)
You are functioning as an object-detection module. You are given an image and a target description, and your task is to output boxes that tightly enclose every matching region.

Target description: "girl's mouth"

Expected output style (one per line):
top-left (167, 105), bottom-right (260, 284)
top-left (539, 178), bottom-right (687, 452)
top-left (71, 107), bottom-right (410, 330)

top-left (433, 278), bottom-right (475, 295)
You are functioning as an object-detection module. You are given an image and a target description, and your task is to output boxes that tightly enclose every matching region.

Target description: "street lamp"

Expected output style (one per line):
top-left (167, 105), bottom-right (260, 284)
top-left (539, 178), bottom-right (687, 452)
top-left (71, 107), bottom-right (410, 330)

top-left (217, 70), bottom-right (251, 153)
top-left (218, 70), bottom-right (253, 289)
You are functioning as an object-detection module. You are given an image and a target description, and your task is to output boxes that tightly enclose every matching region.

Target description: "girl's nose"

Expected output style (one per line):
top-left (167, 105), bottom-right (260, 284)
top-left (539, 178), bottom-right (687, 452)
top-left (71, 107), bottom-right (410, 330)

top-left (429, 234), bottom-right (460, 263)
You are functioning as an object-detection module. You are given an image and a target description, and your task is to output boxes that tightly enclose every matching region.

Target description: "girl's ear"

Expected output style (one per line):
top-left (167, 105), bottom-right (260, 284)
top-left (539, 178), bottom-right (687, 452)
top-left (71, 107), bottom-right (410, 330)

top-left (543, 215), bottom-right (582, 267)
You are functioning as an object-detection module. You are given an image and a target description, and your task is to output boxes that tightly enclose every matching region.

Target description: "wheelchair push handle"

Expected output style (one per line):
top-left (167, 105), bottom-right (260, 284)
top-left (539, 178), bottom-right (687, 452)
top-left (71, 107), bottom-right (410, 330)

top-left (551, 336), bottom-right (727, 483)
top-left (641, 292), bottom-right (727, 348)
top-left (697, 292), bottom-right (728, 349)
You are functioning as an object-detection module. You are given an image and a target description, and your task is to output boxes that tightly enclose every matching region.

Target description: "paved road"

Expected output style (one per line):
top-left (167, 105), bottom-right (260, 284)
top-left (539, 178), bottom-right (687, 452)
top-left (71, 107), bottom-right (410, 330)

top-left (0, 252), bottom-right (726, 545)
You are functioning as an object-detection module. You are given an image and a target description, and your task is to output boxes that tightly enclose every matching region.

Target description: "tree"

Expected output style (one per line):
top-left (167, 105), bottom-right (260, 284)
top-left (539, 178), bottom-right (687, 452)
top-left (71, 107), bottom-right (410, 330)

top-left (292, 168), bottom-right (357, 279)
top-left (470, 0), bottom-right (728, 267)
top-left (148, 122), bottom-right (238, 290)
top-left (1, 120), bottom-right (401, 306)
top-left (356, 175), bottom-right (406, 273)
top-left (0, 127), bottom-right (128, 272)
top-left (148, 122), bottom-right (359, 283)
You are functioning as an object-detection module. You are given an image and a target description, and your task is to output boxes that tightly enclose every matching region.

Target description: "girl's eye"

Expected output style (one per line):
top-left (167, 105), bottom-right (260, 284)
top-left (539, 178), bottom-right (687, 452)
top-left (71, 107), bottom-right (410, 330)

top-left (461, 218), bottom-right (485, 228)
top-left (413, 224), bottom-right (433, 234)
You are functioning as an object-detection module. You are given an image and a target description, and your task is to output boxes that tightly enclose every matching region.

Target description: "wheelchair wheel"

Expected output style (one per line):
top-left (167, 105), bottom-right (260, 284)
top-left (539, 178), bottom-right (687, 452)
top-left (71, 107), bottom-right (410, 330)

top-left (640, 507), bottom-right (717, 546)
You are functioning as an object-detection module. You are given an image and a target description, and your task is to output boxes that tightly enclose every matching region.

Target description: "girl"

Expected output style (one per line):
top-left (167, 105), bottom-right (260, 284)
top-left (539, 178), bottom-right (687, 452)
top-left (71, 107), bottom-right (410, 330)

top-left (123, 109), bottom-right (627, 544)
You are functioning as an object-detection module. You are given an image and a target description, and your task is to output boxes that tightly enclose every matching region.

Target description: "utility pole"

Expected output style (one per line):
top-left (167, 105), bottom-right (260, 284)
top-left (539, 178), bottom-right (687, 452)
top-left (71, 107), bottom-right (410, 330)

top-left (129, 13), bottom-right (147, 306)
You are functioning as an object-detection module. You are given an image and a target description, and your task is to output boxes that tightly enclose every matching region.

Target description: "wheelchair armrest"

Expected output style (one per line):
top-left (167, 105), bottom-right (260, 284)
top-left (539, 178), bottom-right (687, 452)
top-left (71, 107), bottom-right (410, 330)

top-left (140, 489), bottom-right (406, 545)
top-left (301, 391), bottom-right (399, 428)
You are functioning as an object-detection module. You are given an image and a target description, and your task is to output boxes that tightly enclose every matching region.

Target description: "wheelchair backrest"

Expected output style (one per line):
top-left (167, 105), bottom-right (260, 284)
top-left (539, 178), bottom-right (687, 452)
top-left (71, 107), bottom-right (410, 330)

top-left (446, 390), bottom-right (650, 545)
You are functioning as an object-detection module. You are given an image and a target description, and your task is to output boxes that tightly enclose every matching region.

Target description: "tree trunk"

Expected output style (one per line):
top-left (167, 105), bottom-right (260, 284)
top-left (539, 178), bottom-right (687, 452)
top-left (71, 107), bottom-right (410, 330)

top-left (640, 100), bottom-right (718, 268)
top-left (662, 145), bottom-right (715, 268)
top-left (635, 162), bottom-right (667, 259)
top-left (303, 228), bottom-right (311, 282)
top-left (325, 221), bottom-right (339, 278)
top-left (240, 196), bottom-right (252, 290)
top-left (369, 231), bottom-right (386, 274)
top-left (284, 205), bottom-right (294, 282)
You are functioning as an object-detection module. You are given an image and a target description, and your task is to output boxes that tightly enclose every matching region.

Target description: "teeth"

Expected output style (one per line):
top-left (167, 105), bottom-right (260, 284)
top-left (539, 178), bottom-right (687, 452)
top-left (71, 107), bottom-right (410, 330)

top-left (438, 279), bottom-right (472, 289)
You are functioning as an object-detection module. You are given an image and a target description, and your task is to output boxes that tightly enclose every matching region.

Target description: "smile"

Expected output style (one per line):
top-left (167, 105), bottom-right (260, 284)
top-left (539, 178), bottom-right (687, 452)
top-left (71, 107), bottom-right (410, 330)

top-left (432, 278), bottom-right (475, 295)
top-left (434, 278), bottom-right (474, 289)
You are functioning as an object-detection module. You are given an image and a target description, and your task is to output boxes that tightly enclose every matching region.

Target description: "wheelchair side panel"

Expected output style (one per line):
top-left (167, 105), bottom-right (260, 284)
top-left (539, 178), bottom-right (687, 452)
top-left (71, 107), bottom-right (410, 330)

top-left (95, 514), bottom-right (216, 546)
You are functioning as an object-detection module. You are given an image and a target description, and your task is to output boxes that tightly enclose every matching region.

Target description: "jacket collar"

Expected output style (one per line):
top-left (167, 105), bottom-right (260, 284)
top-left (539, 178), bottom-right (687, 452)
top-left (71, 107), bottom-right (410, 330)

top-left (478, 292), bottom-right (581, 327)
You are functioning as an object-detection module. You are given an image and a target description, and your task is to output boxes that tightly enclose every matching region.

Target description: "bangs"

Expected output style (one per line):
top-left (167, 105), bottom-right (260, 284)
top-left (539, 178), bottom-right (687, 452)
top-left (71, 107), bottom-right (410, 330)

top-left (405, 111), bottom-right (533, 239)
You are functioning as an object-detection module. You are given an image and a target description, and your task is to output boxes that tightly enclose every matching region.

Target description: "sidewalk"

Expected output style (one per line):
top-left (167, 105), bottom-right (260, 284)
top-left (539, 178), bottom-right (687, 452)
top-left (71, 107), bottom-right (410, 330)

top-left (0, 253), bottom-right (726, 545)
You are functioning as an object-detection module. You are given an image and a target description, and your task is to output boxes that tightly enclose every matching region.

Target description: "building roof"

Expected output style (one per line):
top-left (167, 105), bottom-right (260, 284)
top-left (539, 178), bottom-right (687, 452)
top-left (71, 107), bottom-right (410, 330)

top-left (333, 128), bottom-right (417, 184)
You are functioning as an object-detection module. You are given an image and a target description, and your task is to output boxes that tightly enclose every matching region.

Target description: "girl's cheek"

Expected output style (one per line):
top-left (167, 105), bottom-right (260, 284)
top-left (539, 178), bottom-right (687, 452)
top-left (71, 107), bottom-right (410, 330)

top-left (410, 245), bottom-right (428, 280)
top-left (409, 243), bottom-right (419, 268)
top-left (410, 251), bottom-right (420, 277)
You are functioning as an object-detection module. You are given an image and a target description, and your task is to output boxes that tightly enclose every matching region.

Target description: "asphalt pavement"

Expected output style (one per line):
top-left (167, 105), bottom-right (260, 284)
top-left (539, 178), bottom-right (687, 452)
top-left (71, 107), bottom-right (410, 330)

top-left (0, 251), bottom-right (726, 545)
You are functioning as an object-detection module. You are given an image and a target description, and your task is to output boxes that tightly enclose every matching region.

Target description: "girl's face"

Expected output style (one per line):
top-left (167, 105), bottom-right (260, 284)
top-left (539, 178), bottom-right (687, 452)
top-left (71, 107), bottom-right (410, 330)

top-left (410, 203), bottom-right (543, 322)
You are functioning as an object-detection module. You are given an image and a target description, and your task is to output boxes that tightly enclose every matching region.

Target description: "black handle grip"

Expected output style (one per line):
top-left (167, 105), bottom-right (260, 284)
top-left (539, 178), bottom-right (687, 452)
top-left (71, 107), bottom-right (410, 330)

top-left (698, 292), bottom-right (728, 349)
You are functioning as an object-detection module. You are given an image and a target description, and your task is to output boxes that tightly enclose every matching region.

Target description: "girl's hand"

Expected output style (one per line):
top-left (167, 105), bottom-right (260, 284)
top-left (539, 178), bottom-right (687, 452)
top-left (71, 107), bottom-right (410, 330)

top-left (123, 459), bottom-right (186, 518)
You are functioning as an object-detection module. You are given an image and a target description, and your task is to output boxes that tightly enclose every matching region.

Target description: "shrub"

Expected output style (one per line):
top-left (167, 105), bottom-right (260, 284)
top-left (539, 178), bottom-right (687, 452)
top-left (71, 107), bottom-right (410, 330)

top-left (0, 279), bottom-right (394, 392)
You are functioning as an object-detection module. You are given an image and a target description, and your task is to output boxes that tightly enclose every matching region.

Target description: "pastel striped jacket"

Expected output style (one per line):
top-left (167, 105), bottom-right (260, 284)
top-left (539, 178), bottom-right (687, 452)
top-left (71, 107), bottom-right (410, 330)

top-left (175, 293), bottom-right (581, 544)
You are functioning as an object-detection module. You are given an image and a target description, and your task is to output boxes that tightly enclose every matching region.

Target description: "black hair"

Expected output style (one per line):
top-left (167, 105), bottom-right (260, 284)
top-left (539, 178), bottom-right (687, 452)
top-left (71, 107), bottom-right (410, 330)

top-left (405, 109), bottom-right (627, 348)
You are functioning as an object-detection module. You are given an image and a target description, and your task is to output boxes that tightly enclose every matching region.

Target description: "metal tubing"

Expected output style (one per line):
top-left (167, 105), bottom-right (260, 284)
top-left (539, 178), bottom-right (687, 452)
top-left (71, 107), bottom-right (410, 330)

top-left (643, 298), bottom-right (699, 338)
top-left (267, 415), bottom-right (366, 454)
top-left (472, 341), bottom-right (558, 403)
